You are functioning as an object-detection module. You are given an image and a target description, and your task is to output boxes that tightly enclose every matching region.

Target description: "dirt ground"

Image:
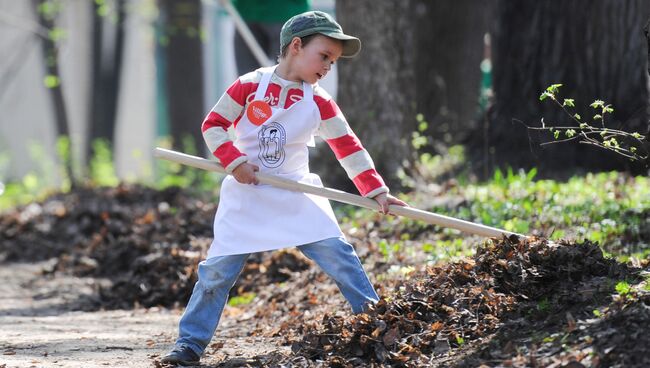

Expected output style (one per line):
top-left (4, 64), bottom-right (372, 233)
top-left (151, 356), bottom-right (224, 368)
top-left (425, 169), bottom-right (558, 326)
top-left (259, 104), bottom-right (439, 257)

top-left (0, 261), bottom-right (289, 368)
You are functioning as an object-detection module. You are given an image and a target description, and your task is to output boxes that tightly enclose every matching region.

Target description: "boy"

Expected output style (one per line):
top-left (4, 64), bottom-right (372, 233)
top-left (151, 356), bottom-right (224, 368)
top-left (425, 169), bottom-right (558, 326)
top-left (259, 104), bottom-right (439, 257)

top-left (162, 10), bottom-right (406, 365)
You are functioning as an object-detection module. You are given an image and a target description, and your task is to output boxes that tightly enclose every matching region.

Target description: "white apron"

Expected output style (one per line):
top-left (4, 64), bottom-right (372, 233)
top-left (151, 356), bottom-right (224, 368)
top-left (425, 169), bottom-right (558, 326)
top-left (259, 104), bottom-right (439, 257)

top-left (207, 67), bottom-right (344, 257)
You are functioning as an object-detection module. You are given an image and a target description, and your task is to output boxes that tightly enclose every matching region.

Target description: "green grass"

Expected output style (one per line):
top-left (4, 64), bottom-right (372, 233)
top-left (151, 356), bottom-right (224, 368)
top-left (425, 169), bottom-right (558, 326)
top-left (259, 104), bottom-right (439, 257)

top-left (338, 167), bottom-right (649, 263)
top-left (435, 169), bottom-right (646, 261)
top-left (452, 170), bottom-right (649, 258)
top-left (228, 292), bottom-right (257, 307)
top-left (0, 136), bottom-right (225, 211)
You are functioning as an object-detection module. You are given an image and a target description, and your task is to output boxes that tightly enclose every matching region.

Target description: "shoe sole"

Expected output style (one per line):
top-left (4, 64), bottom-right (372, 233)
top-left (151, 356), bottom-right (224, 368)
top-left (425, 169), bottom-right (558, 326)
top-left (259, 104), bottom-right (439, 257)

top-left (161, 358), bottom-right (200, 366)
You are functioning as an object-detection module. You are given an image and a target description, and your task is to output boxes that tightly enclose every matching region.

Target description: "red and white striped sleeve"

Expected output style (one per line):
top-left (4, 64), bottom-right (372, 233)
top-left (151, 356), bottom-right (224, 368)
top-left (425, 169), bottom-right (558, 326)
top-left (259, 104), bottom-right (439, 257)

top-left (201, 71), bottom-right (259, 172)
top-left (314, 88), bottom-right (389, 198)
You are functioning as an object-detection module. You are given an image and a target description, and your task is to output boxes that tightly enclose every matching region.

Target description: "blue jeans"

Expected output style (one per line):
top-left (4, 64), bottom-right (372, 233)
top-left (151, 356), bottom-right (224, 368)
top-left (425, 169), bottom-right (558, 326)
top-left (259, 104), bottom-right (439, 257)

top-left (174, 237), bottom-right (379, 356)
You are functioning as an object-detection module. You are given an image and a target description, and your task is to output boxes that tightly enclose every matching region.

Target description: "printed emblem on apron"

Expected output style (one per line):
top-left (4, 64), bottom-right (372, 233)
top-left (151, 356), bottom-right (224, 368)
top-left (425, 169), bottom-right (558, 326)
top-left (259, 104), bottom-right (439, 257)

top-left (246, 100), bottom-right (272, 126)
top-left (258, 122), bottom-right (286, 168)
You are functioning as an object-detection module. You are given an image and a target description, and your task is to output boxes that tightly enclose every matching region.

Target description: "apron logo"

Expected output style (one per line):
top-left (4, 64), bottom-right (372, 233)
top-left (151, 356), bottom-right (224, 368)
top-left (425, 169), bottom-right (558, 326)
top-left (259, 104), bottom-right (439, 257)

top-left (246, 100), bottom-right (272, 126)
top-left (258, 122), bottom-right (286, 168)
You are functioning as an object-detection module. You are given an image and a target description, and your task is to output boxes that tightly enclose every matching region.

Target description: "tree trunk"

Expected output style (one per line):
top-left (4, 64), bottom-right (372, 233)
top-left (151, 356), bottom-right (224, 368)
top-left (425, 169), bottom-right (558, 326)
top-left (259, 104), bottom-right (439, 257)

top-left (316, 1), bottom-right (493, 191)
top-left (158, 0), bottom-right (204, 154)
top-left (327, 0), bottom-right (417, 191)
top-left (414, 1), bottom-right (495, 146)
top-left (643, 20), bottom-right (650, 75)
top-left (86, 0), bottom-right (126, 161)
top-left (33, 0), bottom-right (75, 185)
top-left (479, 0), bottom-right (650, 177)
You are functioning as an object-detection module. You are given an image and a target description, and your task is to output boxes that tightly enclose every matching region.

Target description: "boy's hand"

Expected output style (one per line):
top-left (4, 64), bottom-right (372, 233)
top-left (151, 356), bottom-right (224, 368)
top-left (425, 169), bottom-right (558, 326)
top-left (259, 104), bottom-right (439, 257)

top-left (232, 162), bottom-right (259, 184)
top-left (373, 192), bottom-right (408, 214)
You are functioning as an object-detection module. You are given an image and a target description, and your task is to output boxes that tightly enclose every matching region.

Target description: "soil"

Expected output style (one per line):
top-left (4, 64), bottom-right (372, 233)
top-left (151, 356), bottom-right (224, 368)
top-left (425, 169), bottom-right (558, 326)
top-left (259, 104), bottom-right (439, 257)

top-left (0, 261), bottom-right (291, 368)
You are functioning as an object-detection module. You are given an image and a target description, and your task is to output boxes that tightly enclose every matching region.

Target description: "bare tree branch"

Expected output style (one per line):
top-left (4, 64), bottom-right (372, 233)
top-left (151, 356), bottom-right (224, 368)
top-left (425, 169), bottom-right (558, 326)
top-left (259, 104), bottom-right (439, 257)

top-left (0, 10), bottom-right (50, 39)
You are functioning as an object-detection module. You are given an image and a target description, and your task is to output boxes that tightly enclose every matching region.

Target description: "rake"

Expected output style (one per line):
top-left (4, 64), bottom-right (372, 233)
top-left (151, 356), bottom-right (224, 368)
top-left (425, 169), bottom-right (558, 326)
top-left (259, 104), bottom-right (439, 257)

top-left (154, 147), bottom-right (525, 240)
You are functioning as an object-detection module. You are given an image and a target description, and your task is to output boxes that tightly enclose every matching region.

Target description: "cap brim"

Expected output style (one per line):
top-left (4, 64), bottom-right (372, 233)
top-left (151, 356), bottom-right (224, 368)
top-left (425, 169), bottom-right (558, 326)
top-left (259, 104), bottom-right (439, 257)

top-left (322, 32), bottom-right (361, 58)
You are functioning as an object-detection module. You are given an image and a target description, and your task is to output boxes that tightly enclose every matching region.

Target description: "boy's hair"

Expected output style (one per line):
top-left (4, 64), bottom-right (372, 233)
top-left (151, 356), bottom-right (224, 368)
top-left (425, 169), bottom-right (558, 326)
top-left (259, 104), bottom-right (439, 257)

top-left (278, 34), bottom-right (318, 60)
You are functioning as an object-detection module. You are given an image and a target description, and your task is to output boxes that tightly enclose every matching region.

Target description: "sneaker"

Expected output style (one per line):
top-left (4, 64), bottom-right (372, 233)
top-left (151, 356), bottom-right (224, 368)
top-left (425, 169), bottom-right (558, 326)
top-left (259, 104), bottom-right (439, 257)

top-left (161, 345), bottom-right (201, 366)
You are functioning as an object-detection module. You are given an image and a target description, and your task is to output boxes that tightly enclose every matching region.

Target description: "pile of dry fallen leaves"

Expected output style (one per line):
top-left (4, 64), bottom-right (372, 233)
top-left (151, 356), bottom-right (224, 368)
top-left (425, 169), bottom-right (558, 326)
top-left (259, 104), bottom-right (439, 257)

top-left (0, 184), bottom-right (314, 309)
top-left (290, 236), bottom-right (637, 367)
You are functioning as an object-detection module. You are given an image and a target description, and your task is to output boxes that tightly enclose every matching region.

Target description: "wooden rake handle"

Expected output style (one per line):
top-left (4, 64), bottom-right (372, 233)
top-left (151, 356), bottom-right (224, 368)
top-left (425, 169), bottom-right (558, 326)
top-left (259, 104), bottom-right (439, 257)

top-left (153, 148), bottom-right (523, 239)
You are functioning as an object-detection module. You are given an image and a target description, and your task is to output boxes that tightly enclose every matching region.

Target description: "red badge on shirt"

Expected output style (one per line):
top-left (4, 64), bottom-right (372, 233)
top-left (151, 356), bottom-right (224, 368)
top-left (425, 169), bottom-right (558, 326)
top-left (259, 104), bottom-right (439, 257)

top-left (246, 100), bottom-right (272, 126)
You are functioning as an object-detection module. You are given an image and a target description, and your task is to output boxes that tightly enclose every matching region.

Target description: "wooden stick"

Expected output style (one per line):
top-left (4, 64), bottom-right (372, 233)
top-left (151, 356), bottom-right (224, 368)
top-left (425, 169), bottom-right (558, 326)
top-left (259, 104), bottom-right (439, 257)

top-left (153, 148), bottom-right (524, 239)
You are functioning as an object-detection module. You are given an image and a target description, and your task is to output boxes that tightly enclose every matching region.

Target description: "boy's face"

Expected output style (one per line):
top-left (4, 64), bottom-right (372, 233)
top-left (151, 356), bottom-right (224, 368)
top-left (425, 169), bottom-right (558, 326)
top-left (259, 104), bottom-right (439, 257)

top-left (293, 35), bottom-right (343, 84)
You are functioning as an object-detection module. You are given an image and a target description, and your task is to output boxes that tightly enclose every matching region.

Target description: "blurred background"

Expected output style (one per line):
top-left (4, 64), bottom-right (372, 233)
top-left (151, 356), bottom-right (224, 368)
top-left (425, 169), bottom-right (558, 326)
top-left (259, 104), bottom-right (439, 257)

top-left (2, 3), bottom-right (650, 366)
top-left (0, 0), bottom-right (336, 187)
top-left (1, 0), bottom-right (649, 196)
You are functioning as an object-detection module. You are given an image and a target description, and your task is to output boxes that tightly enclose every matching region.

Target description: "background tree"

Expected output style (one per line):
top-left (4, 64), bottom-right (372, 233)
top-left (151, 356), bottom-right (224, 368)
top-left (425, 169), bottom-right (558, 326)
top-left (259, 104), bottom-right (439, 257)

top-left (32, 0), bottom-right (75, 185)
top-left (474, 0), bottom-right (650, 177)
top-left (157, 0), bottom-right (204, 154)
top-left (85, 0), bottom-right (126, 162)
top-left (645, 17), bottom-right (650, 77)
top-left (413, 1), bottom-right (494, 150)
top-left (324, 0), bottom-right (493, 191)
top-left (333, 0), bottom-right (416, 191)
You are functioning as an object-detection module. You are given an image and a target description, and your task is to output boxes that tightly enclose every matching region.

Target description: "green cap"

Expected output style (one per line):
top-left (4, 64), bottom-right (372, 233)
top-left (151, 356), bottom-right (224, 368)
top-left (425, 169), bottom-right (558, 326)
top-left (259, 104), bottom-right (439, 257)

top-left (280, 11), bottom-right (361, 58)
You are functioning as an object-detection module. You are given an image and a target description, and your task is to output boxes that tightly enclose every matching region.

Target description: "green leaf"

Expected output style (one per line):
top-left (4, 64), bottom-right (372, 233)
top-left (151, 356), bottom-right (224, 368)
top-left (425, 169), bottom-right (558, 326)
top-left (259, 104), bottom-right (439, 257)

top-left (37, 2), bottom-right (50, 15)
top-left (48, 27), bottom-right (67, 42)
top-left (603, 106), bottom-right (614, 114)
top-left (411, 132), bottom-right (427, 149)
top-left (543, 336), bottom-right (556, 343)
top-left (603, 138), bottom-right (618, 148)
top-left (615, 281), bottom-right (631, 296)
top-left (537, 298), bottom-right (550, 312)
top-left (37, 1), bottom-right (60, 18)
top-left (228, 292), bottom-right (256, 306)
top-left (593, 114), bottom-right (602, 120)
top-left (574, 114), bottom-right (582, 121)
top-left (579, 123), bottom-right (588, 129)
top-left (590, 100), bottom-right (604, 109)
top-left (539, 92), bottom-right (551, 101)
top-left (631, 147), bottom-right (637, 153)
top-left (565, 129), bottom-right (576, 138)
top-left (43, 75), bottom-right (60, 88)
top-left (56, 136), bottom-right (70, 164)
top-left (563, 98), bottom-right (575, 107)
top-left (546, 84), bottom-right (563, 93)
top-left (97, 4), bottom-right (109, 17)
top-left (554, 130), bottom-right (560, 139)
top-left (90, 139), bottom-right (119, 186)
top-left (631, 132), bottom-right (643, 139)
top-left (22, 173), bottom-right (39, 192)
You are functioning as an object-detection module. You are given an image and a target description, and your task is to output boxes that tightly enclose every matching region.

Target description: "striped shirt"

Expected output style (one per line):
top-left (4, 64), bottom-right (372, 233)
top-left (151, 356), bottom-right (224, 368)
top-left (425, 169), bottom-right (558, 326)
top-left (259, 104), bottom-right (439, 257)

top-left (202, 69), bottom-right (388, 198)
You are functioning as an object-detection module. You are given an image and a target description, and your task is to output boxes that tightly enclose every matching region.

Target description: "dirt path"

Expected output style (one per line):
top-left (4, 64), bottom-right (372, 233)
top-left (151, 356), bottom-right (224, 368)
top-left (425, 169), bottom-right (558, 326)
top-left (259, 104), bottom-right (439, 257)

top-left (0, 262), bottom-right (288, 368)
